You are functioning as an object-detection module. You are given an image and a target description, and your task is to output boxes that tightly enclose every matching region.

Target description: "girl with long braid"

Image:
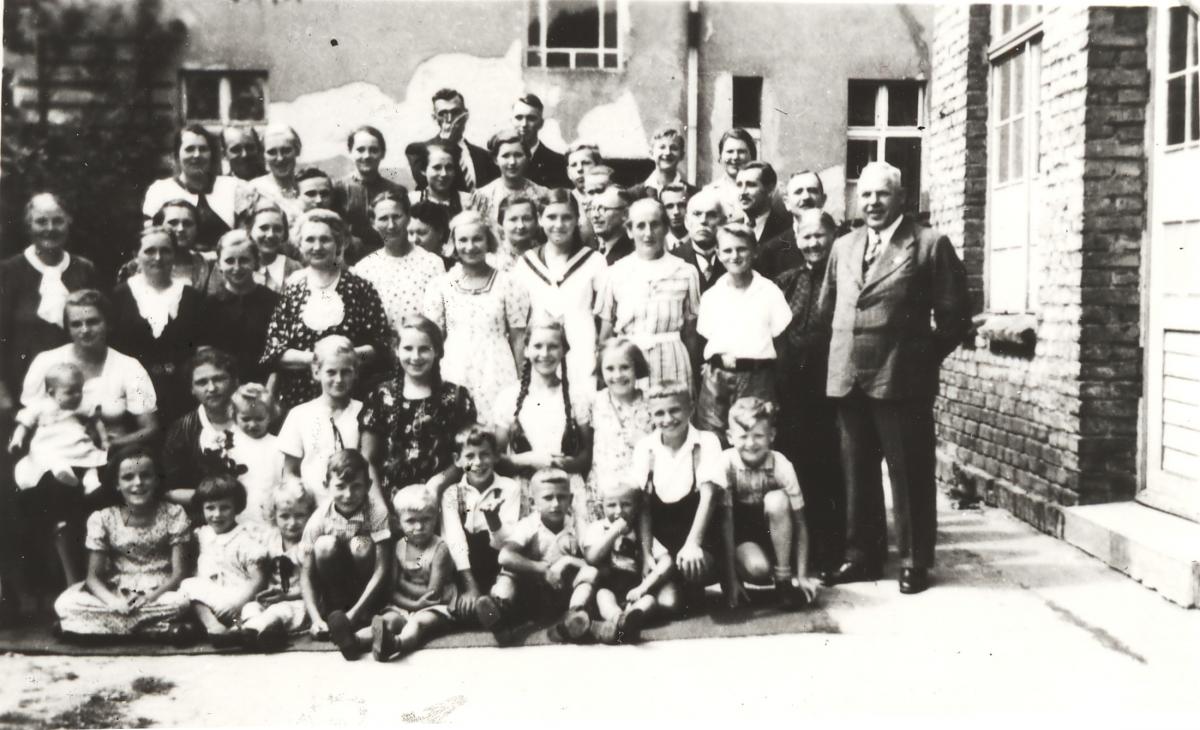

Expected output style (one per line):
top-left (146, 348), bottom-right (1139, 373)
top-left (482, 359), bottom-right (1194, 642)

top-left (359, 315), bottom-right (477, 502)
top-left (492, 317), bottom-right (593, 534)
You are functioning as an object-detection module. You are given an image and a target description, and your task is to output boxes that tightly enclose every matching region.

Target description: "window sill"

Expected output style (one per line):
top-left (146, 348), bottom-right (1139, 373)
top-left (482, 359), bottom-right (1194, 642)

top-left (973, 312), bottom-right (1038, 357)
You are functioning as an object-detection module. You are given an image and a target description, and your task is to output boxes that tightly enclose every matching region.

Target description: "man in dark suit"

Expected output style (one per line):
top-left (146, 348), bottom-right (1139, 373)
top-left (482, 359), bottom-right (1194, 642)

top-left (736, 162), bottom-right (791, 247)
top-left (817, 161), bottom-right (970, 595)
top-left (588, 187), bottom-right (634, 265)
top-left (661, 182), bottom-right (692, 253)
top-left (670, 187), bottom-right (727, 292)
top-left (406, 88), bottom-right (498, 193)
top-left (513, 94), bottom-right (569, 189)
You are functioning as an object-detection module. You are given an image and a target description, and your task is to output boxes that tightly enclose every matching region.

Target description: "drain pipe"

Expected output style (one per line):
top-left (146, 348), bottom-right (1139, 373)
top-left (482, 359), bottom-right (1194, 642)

top-left (686, 0), bottom-right (700, 182)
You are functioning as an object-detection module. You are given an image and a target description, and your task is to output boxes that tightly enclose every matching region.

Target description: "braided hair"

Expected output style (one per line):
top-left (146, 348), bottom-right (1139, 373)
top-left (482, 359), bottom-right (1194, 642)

top-left (511, 318), bottom-right (581, 455)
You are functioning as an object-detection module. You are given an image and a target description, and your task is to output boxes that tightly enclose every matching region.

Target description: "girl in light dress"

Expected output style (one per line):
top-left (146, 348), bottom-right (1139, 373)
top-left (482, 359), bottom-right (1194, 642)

top-left (423, 210), bottom-right (529, 425)
top-left (227, 383), bottom-right (284, 528)
top-left (492, 318), bottom-right (593, 534)
top-left (585, 339), bottom-right (654, 524)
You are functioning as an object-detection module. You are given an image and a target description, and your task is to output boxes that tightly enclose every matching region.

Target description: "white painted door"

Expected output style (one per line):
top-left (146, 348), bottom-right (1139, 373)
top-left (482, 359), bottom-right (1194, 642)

top-left (1142, 6), bottom-right (1200, 521)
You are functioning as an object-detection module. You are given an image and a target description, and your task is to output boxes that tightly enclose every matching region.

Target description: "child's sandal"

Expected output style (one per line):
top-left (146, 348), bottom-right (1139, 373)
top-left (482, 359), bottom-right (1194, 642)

top-left (370, 615), bottom-right (396, 662)
top-left (326, 611), bottom-right (360, 660)
top-left (618, 606), bottom-right (646, 643)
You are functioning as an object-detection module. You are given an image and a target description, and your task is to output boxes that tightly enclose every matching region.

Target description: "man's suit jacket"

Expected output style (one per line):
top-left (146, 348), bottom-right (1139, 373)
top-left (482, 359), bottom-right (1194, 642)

top-left (670, 238), bottom-right (725, 292)
top-left (406, 137), bottom-right (499, 193)
top-left (600, 233), bottom-right (634, 266)
top-left (817, 216), bottom-right (970, 400)
top-left (755, 228), bottom-right (803, 280)
top-left (755, 207), bottom-right (792, 247)
top-left (526, 143), bottom-right (570, 189)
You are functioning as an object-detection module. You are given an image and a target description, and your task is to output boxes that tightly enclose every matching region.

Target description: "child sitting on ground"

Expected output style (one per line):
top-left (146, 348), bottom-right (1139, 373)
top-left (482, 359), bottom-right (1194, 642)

top-left (278, 335), bottom-right (365, 507)
top-left (337, 485), bottom-right (457, 662)
top-left (582, 481), bottom-right (675, 644)
top-left (236, 481), bottom-right (316, 652)
top-left (714, 397), bottom-right (820, 609)
top-left (299, 449), bottom-right (393, 654)
top-left (440, 425), bottom-right (524, 619)
top-left (474, 469), bottom-right (597, 644)
top-left (227, 383), bottom-right (284, 528)
top-left (178, 474), bottom-right (269, 645)
top-left (9, 362), bottom-right (107, 494)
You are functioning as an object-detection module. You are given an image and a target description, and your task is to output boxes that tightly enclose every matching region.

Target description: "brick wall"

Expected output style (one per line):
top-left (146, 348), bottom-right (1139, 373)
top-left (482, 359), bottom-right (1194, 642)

top-left (927, 5), bottom-right (1148, 535)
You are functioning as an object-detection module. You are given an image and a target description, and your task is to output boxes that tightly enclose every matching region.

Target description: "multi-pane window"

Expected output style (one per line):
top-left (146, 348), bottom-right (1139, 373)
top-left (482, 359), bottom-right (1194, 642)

top-left (181, 70), bottom-right (267, 126)
top-left (526, 0), bottom-right (622, 70)
top-left (845, 80), bottom-right (925, 213)
top-left (1165, 6), bottom-right (1199, 147)
top-left (987, 5), bottom-right (1043, 314)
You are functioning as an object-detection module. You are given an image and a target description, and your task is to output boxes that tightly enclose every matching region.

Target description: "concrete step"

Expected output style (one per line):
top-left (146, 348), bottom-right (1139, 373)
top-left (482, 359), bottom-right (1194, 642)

top-left (1061, 502), bottom-right (1200, 608)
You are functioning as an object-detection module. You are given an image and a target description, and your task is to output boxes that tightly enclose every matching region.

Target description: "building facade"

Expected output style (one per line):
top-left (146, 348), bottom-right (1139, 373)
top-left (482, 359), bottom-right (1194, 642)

top-left (926, 4), bottom-right (1200, 606)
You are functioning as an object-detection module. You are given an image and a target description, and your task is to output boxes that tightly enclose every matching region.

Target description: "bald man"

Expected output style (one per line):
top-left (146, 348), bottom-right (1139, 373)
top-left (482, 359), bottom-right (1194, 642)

top-left (817, 162), bottom-right (970, 595)
top-left (670, 188), bottom-right (728, 292)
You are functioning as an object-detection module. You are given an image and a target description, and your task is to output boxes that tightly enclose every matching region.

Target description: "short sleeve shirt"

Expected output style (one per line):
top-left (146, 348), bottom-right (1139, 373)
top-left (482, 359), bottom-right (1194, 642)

top-left (194, 523), bottom-right (270, 585)
top-left (504, 513), bottom-right (580, 564)
top-left (627, 426), bottom-right (724, 504)
top-left (276, 399), bottom-right (363, 504)
top-left (582, 519), bottom-right (667, 576)
top-left (697, 272), bottom-right (792, 360)
top-left (711, 449), bottom-right (805, 511)
top-left (299, 498), bottom-right (392, 564)
top-left (22, 345), bottom-right (157, 420)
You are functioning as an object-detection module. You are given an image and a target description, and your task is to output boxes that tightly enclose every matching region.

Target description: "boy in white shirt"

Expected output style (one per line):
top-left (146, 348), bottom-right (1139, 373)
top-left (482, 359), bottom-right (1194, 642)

top-left (695, 223), bottom-right (792, 444)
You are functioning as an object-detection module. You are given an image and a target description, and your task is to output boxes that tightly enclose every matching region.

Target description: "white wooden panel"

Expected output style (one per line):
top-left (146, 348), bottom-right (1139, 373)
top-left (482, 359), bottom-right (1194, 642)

top-left (988, 247), bottom-right (1027, 313)
top-left (1164, 400), bottom-right (1200, 430)
top-left (1164, 330), bottom-right (1200, 356)
top-left (1163, 448), bottom-right (1200, 480)
top-left (1160, 221), bottom-right (1200, 296)
top-left (1162, 424), bottom-right (1200, 456)
top-left (1164, 352), bottom-right (1200, 381)
top-left (1164, 376), bottom-right (1200, 404)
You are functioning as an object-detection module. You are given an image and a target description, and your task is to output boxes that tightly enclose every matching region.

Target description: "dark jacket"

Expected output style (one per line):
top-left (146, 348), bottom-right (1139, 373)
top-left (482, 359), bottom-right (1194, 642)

top-left (526, 142), bottom-right (570, 189)
top-left (408, 136), bottom-right (499, 193)
top-left (670, 238), bottom-right (725, 293)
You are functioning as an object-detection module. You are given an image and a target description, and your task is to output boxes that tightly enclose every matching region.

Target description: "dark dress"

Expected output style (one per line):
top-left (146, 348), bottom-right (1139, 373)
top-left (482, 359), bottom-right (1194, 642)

top-left (358, 375), bottom-right (477, 496)
top-left (259, 270), bottom-right (390, 412)
top-left (109, 283), bottom-right (214, 425)
top-left (774, 258), bottom-right (845, 572)
top-left (161, 409), bottom-right (244, 524)
top-left (0, 251), bottom-right (97, 398)
top-left (207, 284), bottom-right (279, 385)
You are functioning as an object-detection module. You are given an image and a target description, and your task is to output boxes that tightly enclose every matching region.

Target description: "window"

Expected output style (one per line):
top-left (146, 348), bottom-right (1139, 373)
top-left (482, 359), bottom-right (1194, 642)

top-left (180, 70), bottom-right (267, 125)
top-left (987, 5), bottom-right (1043, 314)
top-left (732, 76), bottom-right (763, 130)
top-left (526, 0), bottom-right (622, 70)
top-left (1165, 6), bottom-right (1199, 147)
top-left (845, 80), bottom-right (925, 214)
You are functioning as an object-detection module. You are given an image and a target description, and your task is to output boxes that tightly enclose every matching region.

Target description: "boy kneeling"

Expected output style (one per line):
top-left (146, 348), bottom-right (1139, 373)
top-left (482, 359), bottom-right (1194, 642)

top-left (474, 469), bottom-right (597, 644)
top-left (716, 398), bottom-right (819, 608)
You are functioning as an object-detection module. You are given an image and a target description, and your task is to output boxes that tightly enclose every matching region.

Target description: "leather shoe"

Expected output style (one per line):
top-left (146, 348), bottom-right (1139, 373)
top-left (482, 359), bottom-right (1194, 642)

top-left (898, 567), bottom-right (929, 594)
top-left (820, 561), bottom-right (883, 587)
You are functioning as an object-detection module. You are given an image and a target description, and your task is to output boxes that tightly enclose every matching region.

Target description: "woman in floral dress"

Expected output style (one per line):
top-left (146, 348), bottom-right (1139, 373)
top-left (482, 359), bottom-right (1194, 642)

top-left (423, 211), bottom-right (529, 424)
top-left (260, 210), bottom-right (390, 412)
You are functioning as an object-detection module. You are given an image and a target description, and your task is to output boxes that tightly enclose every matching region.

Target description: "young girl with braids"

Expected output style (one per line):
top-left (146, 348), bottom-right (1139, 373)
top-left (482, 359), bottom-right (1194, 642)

top-left (359, 315), bottom-right (477, 502)
top-left (492, 317), bottom-right (593, 534)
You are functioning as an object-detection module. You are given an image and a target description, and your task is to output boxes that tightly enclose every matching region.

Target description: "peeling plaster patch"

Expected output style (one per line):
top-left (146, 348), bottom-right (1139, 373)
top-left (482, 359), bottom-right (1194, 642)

top-left (819, 164), bottom-right (847, 221)
top-left (577, 90), bottom-right (648, 158)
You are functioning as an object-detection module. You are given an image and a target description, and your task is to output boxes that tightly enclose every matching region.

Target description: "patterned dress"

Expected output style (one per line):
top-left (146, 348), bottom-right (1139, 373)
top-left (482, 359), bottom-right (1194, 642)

top-left (351, 247), bottom-right (445, 332)
top-left (260, 270), bottom-right (390, 412)
top-left (597, 253), bottom-right (701, 391)
top-left (423, 268), bottom-right (530, 424)
top-left (358, 376), bottom-right (477, 495)
top-left (54, 502), bottom-right (192, 635)
top-left (585, 389), bottom-right (654, 520)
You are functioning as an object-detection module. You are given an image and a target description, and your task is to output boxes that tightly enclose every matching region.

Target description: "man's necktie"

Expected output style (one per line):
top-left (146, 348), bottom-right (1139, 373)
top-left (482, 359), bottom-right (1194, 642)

top-left (863, 230), bottom-right (882, 278)
top-left (459, 148), bottom-right (475, 190)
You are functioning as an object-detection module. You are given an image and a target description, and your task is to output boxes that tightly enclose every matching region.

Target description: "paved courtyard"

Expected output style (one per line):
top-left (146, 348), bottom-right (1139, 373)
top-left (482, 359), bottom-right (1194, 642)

top-left (3, 496), bottom-right (1198, 727)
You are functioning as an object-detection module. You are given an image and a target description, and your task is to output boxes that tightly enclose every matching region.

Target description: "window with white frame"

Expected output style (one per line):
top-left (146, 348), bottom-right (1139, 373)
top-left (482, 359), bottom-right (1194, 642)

top-left (180, 70), bottom-right (267, 126)
top-left (987, 5), bottom-right (1042, 314)
top-left (1165, 5), bottom-right (1199, 147)
top-left (526, 0), bottom-right (622, 70)
top-left (845, 80), bottom-right (925, 215)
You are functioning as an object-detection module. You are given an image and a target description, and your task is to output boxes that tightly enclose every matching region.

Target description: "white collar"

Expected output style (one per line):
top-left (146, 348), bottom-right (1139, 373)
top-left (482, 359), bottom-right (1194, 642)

top-left (126, 274), bottom-right (185, 338)
top-left (869, 214), bottom-right (905, 247)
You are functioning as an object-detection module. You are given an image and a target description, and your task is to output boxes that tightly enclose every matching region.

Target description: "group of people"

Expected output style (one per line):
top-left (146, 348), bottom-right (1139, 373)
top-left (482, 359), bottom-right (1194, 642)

top-left (0, 86), bottom-right (971, 661)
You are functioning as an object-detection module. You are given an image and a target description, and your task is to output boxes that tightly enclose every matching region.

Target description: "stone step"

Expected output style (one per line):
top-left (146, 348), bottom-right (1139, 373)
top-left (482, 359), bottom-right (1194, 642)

top-left (1061, 502), bottom-right (1200, 608)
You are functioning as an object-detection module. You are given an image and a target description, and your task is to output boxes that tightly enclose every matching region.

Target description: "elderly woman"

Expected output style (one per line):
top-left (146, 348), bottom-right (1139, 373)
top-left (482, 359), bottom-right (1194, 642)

top-left (250, 124), bottom-right (305, 230)
top-left (19, 289), bottom-right (159, 590)
top-left (260, 209), bottom-right (390, 412)
top-left (335, 125), bottom-right (407, 251)
top-left (0, 194), bottom-right (98, 404)
top-left (143, 124), bottom-right (256, 253)
top-left (206, 230), bottom-right (280, 385)
top-left (469, 129), bottom-right (548, 235)
top-left (110, 226), bottom-right (214, 424)
top-left (119, 199), bottom-right (216, 291)
top-left (408, 141), bottom-right (472, 219)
